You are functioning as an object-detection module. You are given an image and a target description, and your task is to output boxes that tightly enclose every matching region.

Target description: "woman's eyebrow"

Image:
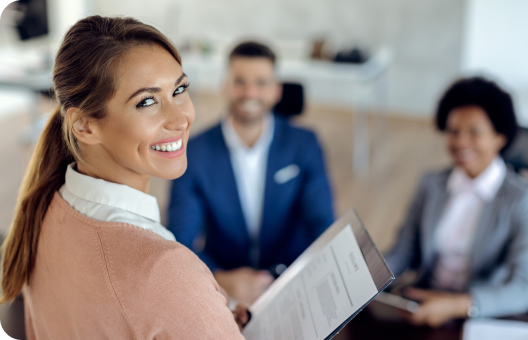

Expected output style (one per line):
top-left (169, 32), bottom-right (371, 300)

top-left (126, 73), bottom-right (187, 103)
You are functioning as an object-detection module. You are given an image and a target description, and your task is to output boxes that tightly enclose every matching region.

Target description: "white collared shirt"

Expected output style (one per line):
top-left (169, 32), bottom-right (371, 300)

top-left (221, 113), bottom-right (274, 243)
top-left (59, 164), bottom-right (176, 242)
top-left (431, 157), bottom-right (506, 291)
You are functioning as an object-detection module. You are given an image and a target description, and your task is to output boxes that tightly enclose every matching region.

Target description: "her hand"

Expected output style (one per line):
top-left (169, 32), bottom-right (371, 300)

top-left (215, 267), bottom-right (274, 304)
top-left (232, 303), bottom-right (252, 330)
top-left (403, 287), bottom-right (471, 328)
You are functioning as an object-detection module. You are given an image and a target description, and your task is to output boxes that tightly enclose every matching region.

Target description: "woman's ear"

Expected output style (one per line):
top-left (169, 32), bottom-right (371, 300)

top-left (496, 133), bottom-right (507, 152)
top-left (67, 108), bottom-right (102, 145)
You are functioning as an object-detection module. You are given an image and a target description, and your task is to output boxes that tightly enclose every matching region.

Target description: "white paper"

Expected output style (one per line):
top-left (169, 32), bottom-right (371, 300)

top-left (242, 224), bottom-right (378, 340)
top-left (463, 319), bottom-right (528, 340)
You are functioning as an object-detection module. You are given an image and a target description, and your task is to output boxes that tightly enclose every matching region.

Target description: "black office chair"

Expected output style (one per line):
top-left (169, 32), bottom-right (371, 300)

top-left (273, 82), bottom-right (304, 118)
top-left (503, 127), bottom-right (528, 173)
top-left (0, 233), bottom-right (27, 340)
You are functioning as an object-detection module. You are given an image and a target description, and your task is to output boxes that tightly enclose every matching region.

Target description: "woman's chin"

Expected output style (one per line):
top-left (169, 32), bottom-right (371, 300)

top-left (452, 153), bottom-right (478, 169)
top-left (153, 162), bottom-right (188, 180)
top-left (455, 161), bottom-right (485, 178)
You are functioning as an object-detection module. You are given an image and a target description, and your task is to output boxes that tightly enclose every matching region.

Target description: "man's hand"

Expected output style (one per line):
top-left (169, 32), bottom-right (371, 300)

top-left (403, 287), bottom-right (471, 328)
top-left (214, 267), bottom-right (274, 304)
top-left (232, 303), bottom-right (251, 330)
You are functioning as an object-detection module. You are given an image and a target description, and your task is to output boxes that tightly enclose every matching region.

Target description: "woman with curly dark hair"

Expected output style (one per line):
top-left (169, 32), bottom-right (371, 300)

top-left (385, 77), bottom-right (528, 327)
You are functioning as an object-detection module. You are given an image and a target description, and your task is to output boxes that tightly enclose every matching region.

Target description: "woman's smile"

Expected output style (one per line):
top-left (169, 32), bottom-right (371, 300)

top-left (149, 136), bottom-right (185, 158)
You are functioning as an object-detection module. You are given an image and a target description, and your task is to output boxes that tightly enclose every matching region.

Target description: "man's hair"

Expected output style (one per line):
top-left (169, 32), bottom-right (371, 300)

top-left (436, 76), bottom-right (518, 153)
top-left (229, 41), bottom-right (276, 65)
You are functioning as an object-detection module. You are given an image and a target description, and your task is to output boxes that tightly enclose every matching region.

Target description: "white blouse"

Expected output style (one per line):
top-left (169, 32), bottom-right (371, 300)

top-left (431, 157), bottom-right (506, 291)
top-left (59, 164), bottom-right (176, 242)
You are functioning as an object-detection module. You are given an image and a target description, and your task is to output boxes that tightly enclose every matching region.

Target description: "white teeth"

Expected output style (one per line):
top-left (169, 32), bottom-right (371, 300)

top-left (242, 99), bottom-right (262, 114)
top-left (150, 138), bottom-right (183, 152)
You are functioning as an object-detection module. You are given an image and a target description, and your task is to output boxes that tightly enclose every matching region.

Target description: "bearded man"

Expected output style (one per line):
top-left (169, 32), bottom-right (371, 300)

top-left (168, 41), bottom-right (334, 304)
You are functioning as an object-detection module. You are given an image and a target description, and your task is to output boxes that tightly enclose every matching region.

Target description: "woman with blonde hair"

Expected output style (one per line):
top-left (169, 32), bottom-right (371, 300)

top-left (1, 16), bottom-right (247, 339)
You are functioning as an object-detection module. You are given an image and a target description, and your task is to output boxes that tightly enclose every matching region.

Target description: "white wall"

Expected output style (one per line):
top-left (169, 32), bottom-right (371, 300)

top-left (47, 0), bottom-right (93, 41)
top-left (94, 0), bottom-right (466, 117)
top-left (462, 0), bottom-right (528, 127)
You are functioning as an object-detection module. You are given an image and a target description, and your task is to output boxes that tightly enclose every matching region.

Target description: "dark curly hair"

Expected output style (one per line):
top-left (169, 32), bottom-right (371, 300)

top-left (436, 77), bottom-right (518, 152)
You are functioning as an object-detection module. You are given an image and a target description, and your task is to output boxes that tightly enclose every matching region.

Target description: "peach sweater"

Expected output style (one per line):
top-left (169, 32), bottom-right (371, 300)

top-left (23, 192), bottom-right (245, 339)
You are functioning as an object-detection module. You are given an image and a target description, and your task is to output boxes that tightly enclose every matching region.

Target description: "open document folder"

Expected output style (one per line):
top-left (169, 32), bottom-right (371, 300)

top-left (242, 208), bottom-right (394, 340)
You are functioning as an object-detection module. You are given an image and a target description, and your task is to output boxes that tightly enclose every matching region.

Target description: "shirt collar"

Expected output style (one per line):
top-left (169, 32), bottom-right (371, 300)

top-left (447, 157), bottom-right (507, 201)
top-left (221, 113), bottom-right (275, 152)
top-left (64, 164), bottom-right (161, 222)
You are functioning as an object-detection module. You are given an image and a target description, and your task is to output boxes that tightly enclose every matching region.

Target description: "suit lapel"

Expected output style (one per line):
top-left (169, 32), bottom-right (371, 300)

top-left (259, 117), bottom-right (286, 259)
top-left (421, 172), bottom-right (450, 270)
top-left (468, 184), bottom-right (507, 278)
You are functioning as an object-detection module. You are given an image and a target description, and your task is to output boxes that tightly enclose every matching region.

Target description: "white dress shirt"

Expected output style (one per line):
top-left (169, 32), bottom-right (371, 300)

top-left (431, 157), bottom-right (506, 291)
top-left (221, 113), bottom-right (274, 243)
top-left (59, 164), bottom-right (176, 242)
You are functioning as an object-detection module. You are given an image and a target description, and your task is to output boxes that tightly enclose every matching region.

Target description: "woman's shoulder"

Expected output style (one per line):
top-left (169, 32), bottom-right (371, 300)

top-left (501, 169), bottom-right (528, 202)
top-left (94, 224), bottom-right (243, 338)
top-left (51, 191), bottom-right (207, 278)
top-left (414, 168), bottom-right (452, 194)
top-left (96, 223), bottom-right (209, 277)
top-left (50, 194), bottom-right (242, 338)
top-left (421, 167), bottom-right (451, 182)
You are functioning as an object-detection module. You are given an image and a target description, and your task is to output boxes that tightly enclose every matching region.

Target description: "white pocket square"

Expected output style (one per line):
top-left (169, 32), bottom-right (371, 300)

top-left (274, 164), bottom-right (300, 184)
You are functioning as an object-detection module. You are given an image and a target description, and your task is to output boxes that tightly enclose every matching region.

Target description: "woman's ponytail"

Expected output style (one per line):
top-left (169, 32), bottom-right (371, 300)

top-left (1, 107), bottom-right (73, 303)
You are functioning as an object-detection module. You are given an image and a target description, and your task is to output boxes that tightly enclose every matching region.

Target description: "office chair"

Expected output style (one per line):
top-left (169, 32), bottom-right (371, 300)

top-left (503, 127), bottom-right (528, 173)
top-left (273, 82), bottom-right (304, 117)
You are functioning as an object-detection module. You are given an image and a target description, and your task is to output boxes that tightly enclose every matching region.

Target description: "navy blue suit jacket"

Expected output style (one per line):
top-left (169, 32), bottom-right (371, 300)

top-left (168, 115), bottom-right (335, 271)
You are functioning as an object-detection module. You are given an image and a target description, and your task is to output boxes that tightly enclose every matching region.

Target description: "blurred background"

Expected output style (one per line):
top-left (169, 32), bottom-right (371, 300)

top-left (0, 0), bottom-right (528, 337)
top-left (3, 0), bottom-right (528, 250)
top-left (3, 0), bottom-right (528, 268)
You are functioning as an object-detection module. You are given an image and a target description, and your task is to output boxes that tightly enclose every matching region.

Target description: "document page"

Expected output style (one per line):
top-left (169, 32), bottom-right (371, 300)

top-left (242, 223), bottom-right (379, 340)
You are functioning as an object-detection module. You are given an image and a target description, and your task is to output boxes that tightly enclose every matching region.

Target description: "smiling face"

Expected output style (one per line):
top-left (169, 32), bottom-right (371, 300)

top-left (75, 44), bottom-right (195, 191)
top-left (445, 105), bottom-right (506, 178)
top-left (224, 57), bottom-right (282, 125)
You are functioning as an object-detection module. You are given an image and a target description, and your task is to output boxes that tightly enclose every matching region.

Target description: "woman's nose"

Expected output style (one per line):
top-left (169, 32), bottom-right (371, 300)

top-left (163, 103), bottom-right (189, 131)
top-left (453, 133), bottom-right (473, 148)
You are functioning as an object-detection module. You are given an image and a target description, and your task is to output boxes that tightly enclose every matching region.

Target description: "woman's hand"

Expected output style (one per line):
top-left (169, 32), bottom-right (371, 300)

top-left (403, 288), bottom-right (471, 328)
top-left (215, 267), bottom-right (274, 304)
top-left (232, 303), bottom-right (252, 331)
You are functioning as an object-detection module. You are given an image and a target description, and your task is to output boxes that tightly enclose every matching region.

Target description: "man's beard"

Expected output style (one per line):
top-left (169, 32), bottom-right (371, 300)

top-left (241, 99), bottom-right (263, 115)
top-left (231, 99), bottom-right (269, 125)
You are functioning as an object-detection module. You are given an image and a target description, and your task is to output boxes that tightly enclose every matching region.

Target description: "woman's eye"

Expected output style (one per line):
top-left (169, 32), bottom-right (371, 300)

top-left (174, 83), bottom-right (189, 96)
top-left (137, 97), bottom-right (156, 108)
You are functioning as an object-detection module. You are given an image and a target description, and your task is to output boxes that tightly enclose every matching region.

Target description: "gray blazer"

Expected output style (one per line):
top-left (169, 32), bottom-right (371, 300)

top-left (385, 167), bottom-right (528, 317)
